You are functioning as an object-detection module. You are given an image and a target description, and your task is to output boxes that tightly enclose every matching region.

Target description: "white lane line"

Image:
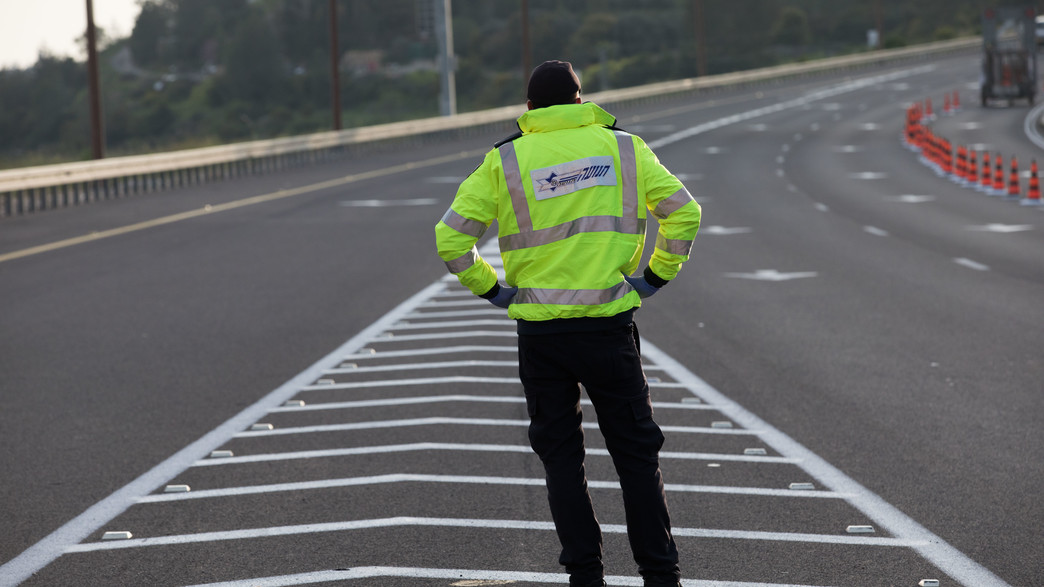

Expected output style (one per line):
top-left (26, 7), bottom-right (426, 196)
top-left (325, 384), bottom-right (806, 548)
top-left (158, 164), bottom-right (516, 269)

top-left (137, 473), bottom-right (847, 503)
top-left (640, 341), bottom-right (1011, 587)
top-left (232, 417), bottom-right (761, 438)
top-left (0, 281), bottom-right (455, 587)
top-left (67, 516), bottom-right (921, 553)
top-left (269, 395), bottom-right (720, 413)
top-left (322, 359), bottom-right (518, 374)
top-left (184, 566), bottom-right (835, 587)
top-left (863, 226), bottom-right (890, 237)
top-left (646, 65), bottom-right (933, 150)
top-left (953, 257), bottom-right (990, 271)
top-left (389, 318), bottom-right (515, 330)
top-left (299, 375), bottom-right (519, 391)
top-left (344, 345), bottom-right (516, 359)
top-left (299, 375), bottom-right (687, 392)
top-left (190, 442), bottom-right (797, 467)
top-left (404, 309), bottom-right (509, 319)
top-left (417, 299), bottom-right (491, 307)
top-left (367, 330), bottom-right (517, 342)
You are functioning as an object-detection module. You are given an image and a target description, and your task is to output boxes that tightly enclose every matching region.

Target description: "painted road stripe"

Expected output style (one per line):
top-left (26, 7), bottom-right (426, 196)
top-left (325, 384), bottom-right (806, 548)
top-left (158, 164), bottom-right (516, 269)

top-left (404, 309), bottom-right (509, 319)
top-left (231, 417), bottom-right (760, 438)
top-left (365, 330), bottom-right (517, 342)
top-left (136, 473), bottom-right (847, 503)
top-left (343, 345), bottom-right (517, 359)
top-left (67, 516), bottom-right (921, 553)
top-left (297, 375), bottom-right (687, 392)
top-left (184, 566), bottom-right (835, 587)
top-left (268, 395), bottom-right (720, 413)
top-left (190, 442), bottom-right (797, 467)
top-left (299, 375), bottom-right (519, 391)
top-left (322, 359), bottom-right (518, 374)
top-left (953, 257), bottom-right (990, 271)
top-left (388, 319), bottom-right (516, 330)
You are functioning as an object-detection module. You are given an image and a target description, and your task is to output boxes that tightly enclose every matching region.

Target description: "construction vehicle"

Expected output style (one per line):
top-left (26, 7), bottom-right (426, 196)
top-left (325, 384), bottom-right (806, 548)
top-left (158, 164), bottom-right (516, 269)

top-left (981, 6), bottom-right (1038, 106)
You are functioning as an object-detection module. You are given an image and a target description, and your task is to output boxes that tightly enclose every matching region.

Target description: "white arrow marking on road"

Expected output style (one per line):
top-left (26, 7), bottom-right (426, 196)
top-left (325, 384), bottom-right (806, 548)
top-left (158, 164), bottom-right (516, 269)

top-left (701, 226), bottom-right (753, 235)
top-left (724, 269), bottom-right (819, 281)
top-left (966, 224), bottom-right (1034, 233)
top-left (888, 195), bottom-right (936, 203)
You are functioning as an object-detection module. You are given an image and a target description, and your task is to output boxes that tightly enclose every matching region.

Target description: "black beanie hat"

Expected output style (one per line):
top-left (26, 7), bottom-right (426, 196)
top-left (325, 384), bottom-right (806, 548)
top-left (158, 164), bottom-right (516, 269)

top-left (527, 60), bottom-right (581, 108)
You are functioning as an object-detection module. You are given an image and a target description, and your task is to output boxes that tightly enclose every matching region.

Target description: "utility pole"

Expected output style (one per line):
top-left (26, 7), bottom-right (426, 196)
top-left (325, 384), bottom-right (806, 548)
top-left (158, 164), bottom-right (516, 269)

top-left (329, 0), bottom-right (342, 130)
top-left (434, 0), bottom-right (456, 116)
top-left (874, 0), bottom-right (883, 49)
top-left (693, 0), bottom-right (707, 77)
top-left (85, 0), bottom-right (105, 159)
top-left (521, 0), bottom-right (531, 79)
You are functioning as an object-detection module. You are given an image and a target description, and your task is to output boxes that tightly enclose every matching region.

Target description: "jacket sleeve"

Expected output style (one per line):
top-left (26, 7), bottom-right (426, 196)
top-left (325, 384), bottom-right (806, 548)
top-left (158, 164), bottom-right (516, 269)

top-left (434, 150), bottom-right (501, 296)
top-left (636, 137), bottom-right (701, 282)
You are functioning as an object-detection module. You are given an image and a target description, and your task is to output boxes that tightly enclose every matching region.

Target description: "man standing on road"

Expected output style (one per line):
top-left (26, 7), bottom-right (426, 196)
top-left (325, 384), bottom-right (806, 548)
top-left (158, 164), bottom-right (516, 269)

top-left (435, 60), bottom-right (701, 587)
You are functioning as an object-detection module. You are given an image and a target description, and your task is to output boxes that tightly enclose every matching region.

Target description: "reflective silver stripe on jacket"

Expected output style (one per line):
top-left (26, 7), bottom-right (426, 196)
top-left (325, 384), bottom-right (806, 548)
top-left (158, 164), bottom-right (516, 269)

top-left (497, 130), bottom-right (641, 252)
top-left (498, 142), bottom-right (533, 233)
top-left (615, 131), bottom-right (639, 234)
top-left (515, 280), bottom-right (632, 306)
top-left (445, 246), bottom-right (479, 274)
top-left (656, 233), bottom-right (693, 256)
top-left (499, 215), bottom-right (647, 252)
top-left (652, 187), bottom-right (695, 220)
top-left (441, 208), bottom-right (487, 238)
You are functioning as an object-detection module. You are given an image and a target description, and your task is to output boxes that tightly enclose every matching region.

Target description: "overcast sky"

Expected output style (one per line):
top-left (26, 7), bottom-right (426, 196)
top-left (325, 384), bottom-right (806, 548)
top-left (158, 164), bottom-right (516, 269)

top-left (0, 0), bottom-right (141, 69)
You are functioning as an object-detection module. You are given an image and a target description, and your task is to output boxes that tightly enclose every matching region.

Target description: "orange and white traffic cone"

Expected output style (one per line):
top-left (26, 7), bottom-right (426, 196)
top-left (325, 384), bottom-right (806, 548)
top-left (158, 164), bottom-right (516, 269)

top-left (953, 145), bottom-right (968, 184)
top-left (979, 152), bottom-right (993, 192)
top-left (992, 154), bottom-right (1006, 196)
top-left (1007, 156), bottom-right (1021, 199)
top-left (968, 149), bottom-right (979, 187)
top-left (952, 90), bottom-right (961, 113)
top-left (1022, 160), bottom-right (1042, 206)
top-left (943, 94), bottom-right (952, 115)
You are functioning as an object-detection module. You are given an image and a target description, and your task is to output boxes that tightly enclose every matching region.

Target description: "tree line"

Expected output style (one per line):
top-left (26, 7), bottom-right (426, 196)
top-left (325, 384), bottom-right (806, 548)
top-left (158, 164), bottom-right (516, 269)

top-left (0, 0), bottom-right (1018, 169)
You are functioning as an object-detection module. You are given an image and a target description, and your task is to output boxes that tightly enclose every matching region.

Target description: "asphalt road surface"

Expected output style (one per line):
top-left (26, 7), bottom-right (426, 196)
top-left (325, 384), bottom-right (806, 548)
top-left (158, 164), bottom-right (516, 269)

top-left (1, 50), bottom-right (1042, 587)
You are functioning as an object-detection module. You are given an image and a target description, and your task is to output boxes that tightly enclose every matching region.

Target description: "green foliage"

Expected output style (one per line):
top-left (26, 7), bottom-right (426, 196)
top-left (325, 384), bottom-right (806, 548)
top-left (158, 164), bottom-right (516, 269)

top-left (0, 0), bottom-right (989, 169)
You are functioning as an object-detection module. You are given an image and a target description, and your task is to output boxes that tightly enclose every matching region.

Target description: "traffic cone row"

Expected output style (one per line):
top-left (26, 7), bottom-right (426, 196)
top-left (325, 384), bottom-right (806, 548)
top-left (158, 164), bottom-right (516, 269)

top-left (901, 95), bottom-right (1042, 206)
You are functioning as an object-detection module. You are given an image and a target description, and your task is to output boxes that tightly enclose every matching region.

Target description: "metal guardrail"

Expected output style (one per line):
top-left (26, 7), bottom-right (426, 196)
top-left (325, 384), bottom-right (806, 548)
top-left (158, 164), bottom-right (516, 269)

top-left (0, 37), bottom-right (979, 219)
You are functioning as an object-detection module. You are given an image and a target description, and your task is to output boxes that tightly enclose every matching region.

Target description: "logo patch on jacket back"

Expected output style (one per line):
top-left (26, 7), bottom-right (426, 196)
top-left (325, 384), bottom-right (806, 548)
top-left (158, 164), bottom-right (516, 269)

top-left (530, 156), bottom-right (617, 200)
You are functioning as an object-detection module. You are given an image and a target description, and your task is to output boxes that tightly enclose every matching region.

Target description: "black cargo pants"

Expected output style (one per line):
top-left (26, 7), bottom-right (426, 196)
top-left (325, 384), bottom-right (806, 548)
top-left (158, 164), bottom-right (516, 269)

top-left (518, 322), bottom-right (680, 586)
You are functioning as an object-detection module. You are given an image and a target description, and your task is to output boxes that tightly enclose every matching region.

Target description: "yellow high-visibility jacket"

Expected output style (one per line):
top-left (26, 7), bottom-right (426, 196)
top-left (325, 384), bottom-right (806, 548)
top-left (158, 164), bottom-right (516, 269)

top-left (435, 102), bottom-right (701, 322)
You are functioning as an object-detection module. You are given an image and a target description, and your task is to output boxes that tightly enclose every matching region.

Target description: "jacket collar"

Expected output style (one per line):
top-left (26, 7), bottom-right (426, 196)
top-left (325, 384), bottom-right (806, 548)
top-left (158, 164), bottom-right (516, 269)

top-left (517, 102), bottom-right (616, 134)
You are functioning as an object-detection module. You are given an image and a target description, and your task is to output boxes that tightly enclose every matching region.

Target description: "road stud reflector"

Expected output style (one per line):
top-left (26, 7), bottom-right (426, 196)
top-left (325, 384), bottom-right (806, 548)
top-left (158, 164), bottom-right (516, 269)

top-left (789, 482), bottom-right (815, 490)
top-left (102, 531), bottom-right (132, 541)
top-left (250, 423), bottom-right (274, 431)
top-left (846, 525), bottom-right (875, 533)
top-left (743, 448), bottom-right (767, 455)
top-left (163, 485), bottom-right (190, 493)
top-left (209, 450), bottom-right (234, 458)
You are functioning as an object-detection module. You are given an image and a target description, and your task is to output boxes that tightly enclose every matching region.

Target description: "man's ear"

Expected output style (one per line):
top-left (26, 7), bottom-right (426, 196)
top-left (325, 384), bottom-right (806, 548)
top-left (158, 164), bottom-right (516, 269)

top-left (527, 100), bottom-right (535, 110)
top-left (574, 96), bottom-right (581, 104)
